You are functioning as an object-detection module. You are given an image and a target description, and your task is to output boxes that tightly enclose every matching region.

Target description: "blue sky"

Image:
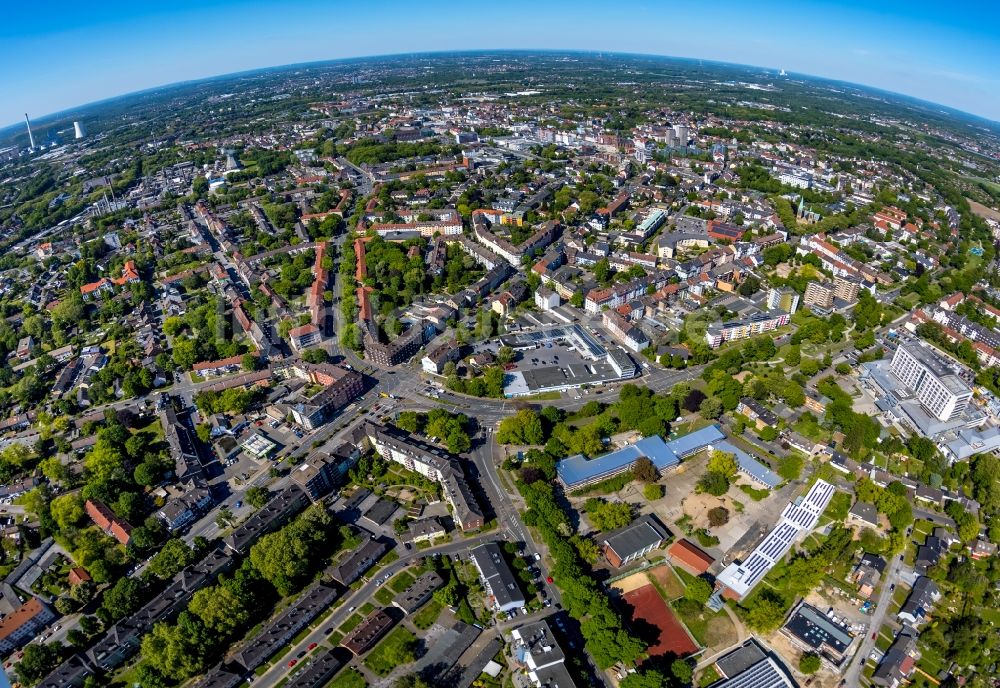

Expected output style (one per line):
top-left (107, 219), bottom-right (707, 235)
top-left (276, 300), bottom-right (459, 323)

top-left (2, 0), bottom-right (999, 126)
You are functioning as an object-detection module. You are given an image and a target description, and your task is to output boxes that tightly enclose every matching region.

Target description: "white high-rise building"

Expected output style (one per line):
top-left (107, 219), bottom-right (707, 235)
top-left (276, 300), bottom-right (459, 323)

top-left (890, 344), bottom-right (971, 422)
top-left (73, 121), bottom-right (86, 139)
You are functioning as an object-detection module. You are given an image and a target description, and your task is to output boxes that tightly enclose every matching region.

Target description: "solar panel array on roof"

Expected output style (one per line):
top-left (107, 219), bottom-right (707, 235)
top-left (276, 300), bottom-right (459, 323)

top-left (713, 656), bottom-right (795, 688)
top-left (717, 480), bottom-right (835, 599)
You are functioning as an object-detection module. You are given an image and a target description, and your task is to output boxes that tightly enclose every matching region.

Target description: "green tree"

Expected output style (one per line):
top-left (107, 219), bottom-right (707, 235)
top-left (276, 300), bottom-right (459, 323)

top-left (799, 653), bottom-right (821, 674)
top-left (684, 577), bottom-right (714, 604)
top-left (585, 499), bottom-right (633, 531)
top-left (708, 450), bottom-right (738, 479)
top-left (102, 577), bottom-right (145, 621)
top-left (631, 457), bottom-right (658, 483)
top-left (699, 396), bottom-right (723, 419)
top-left (15, 643), bottom-right (60, 685)
top-left (496, 409), bottom-right (545, 445)
top-left (744, 590), bottom-right (787, 633)
top-left (50, 493), bottom-right (85, 532)
top-left (245, 486), bottom-right (270, 509)
top-left (188, 584), bottom-right (249, 636)
top-left (148, 539), bottom-right (195, 579)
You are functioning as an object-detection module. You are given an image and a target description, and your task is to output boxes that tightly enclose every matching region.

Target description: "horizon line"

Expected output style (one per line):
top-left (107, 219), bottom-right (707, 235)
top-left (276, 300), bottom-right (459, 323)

top-left (4, 48), bottom-right (999, 133)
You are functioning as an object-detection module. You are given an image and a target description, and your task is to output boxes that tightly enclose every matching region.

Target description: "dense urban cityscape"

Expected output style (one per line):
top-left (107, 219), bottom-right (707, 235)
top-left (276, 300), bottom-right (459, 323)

top-left (0, 45), bottom-right (999, 688)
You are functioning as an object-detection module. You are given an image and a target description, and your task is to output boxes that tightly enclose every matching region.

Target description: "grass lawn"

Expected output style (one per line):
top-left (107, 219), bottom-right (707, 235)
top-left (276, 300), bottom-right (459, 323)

top-left (363, 627), bottom-right (417, 676)
top-left (326, 667), bottom-right (367, 688)
top-left (411, 597), bottom-right (443, 630)
top-left (339, 612), bottom-right (363, 634)
top-left (389, 570), bottom-right (416, 593)
top-left (132, 417), bottom-right (164, 441)
top-left (916, 639), bottom-right (947, 677)
top-left (374, 587), bottom-right (395, 606)
top-left (739, 484), bottom-right (769, 501)
top-left (648, 564), bottom-right (685, 600)
top-left (697, 665), bottom-right (722, 687)
top-left (671, 598), bottom-right (736, 648)
top-left (875, 628), bottom-right (894, 652)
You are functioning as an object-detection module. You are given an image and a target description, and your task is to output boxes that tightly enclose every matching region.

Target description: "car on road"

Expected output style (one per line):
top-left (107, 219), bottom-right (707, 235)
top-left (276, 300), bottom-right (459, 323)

top-left (546, 576), bottom-right (553, 583)
top-left (296, 650), bottom-right (306, 659)
top-left (308, 643), bottom-right (317, 651)
top-left (288, 659), bottom-right (297, 668)
top-left (348, 606), bottom-right (356, 612)
top-left (889, 583), bottom-right (895, 591)
top-left (323, 626), bottom-right (333, 635)
top-left (872, 632), bottom-right (877, 639)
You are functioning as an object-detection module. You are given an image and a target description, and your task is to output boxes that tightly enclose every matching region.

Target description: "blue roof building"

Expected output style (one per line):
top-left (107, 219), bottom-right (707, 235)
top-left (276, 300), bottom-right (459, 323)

top-left (556, 424), bottom-right (727, 489)
top-left (713, 440), bottom-right (782, 488)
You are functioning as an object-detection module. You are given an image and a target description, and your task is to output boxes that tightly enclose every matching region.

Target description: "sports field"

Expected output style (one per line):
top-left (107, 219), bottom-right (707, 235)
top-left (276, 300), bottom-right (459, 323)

top-left (622, 583), bottom-right (699, 658)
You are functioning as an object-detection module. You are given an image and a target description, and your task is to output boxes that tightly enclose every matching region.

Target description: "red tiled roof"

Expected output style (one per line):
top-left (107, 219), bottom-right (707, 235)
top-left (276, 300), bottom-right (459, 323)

top-left (667, 539), bottom-right (714, 574)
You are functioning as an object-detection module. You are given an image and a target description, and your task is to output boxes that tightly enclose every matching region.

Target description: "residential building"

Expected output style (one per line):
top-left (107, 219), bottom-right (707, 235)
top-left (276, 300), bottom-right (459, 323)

top-left (85, 499), bottom-right (132, 546)
top-left (602, 309), bottom-right (650, 352)
top-left (705, 311), bottom-right (791, 348)
top-left (79, 278), bottom-right (114, 301)
top-left (157, 488), bottom-right (213, 532)
top-left (392, 571), bottom-right (444, 615)
top-left (0, 598), bottom-right (55, 654)
top-left (290, 444), bottom-right (359, 500)
top-left (736, 397), bottom-right (778, 430)
top-left (341, 609), bottom-right (396, 655)
top-left (766, 287), bottom-right (799, 314)
top-left (405, 516), bottom-right (446, 544)
top-left (897, 576), bottom-right (941, 625)
top-left (275, 362), bottom-right (364, 430)
top-left (421, 340), bottom-right (460, 374)
top-left (872, 626), bottom-right (918, 688)
top-left (833, 275), bottom-right (860, 302)
top-left (804, 281), bottom-right (834, 309)
top-left (223, 485), bottom-right (309, 554)
top-left (601, 514), bottom-right (669, 568)
top-left (288, 323), bottom-right (322, 351)
top-left (847, 501), bottom-right (880, 529)
top-left (469, 542), bottom-right (525, 613)
top-left (362, 320), bottom-right (424, 366)
top-left (233, 583), bottom-right (339, 672)
top-left (329, 536), bottom-right (388, 586)
top-left (534, 286), bottom-right (560, 310)
top-left (362, 423), bottom-right (483, 530)
top-left (510, 620), bottom-right (577, 688)
top-left (851, 553), bottom-right (886, 599)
